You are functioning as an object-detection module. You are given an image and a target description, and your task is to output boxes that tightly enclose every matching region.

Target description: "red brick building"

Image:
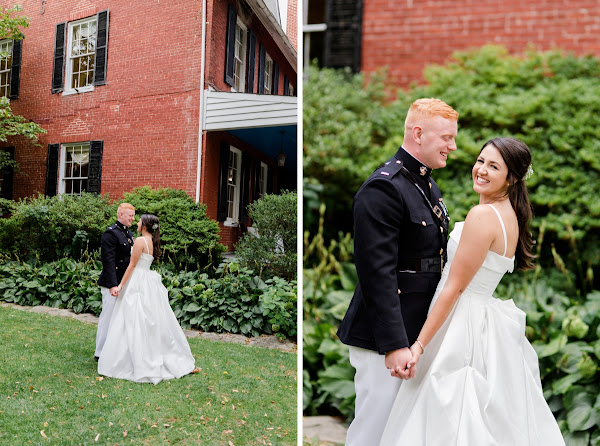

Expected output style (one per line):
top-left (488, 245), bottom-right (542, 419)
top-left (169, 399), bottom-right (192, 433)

top-left (304, 0), bottom-right (600, 87)
top-left (1, 0), bottom-right (297, 250)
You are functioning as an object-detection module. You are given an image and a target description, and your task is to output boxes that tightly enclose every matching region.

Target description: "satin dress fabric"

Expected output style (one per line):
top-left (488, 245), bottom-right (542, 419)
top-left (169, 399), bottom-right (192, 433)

top-left (98, 252), bottom-right (195, 385)
top-left (380, 221), bottom-right (565, 445)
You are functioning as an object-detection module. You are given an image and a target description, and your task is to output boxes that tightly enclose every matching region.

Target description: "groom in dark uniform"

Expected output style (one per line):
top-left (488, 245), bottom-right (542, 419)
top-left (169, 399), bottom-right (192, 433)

top-left (337, 98), bottom-right (459, 445)
top-left (94, 203), bottom-right (135, 360)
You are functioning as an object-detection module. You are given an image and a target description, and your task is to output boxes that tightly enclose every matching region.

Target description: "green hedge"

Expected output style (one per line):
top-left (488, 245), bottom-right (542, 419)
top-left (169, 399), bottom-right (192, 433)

top-left (0, 187), bottom-right (226, 272)
top-left (122, 186), bottom-right (225, 271)
top-left (0, 258), bottom-right (297, 340)
top-left (304, 46), bottom-right (600, 290)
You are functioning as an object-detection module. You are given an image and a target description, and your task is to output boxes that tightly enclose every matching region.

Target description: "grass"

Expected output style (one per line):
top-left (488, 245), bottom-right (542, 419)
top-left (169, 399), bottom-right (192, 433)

top-left (0, 306), bottom-right (297, 445)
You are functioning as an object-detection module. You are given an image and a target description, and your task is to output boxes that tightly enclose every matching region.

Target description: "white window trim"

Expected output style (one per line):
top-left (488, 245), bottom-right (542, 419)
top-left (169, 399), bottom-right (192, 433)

top-left (0, 39), bottom-right (12, 98)
top-left (232, 19), bottom-right (247, 92)
top-left (259, 161), bottom-right (268, 199)
top-left (264, 54), bottom-right (273, 94)
top-left (63, 16), bottom-right (97, 96)
top-left (58, 142), bottom-right (90, 196)
top-left (224, 146), bottom-right (242, 227)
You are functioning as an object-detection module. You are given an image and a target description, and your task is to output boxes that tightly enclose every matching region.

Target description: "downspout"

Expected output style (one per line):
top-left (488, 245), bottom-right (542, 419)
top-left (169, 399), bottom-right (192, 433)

top-left (195, 0), bottom-right (208, 203)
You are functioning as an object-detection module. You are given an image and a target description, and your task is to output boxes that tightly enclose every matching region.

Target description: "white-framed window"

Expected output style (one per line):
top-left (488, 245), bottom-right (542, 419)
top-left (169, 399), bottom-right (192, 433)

top-left (258, 162), bottom-right (268, 199)
top-left (233, 19), bottom-right (247, 92)
top-left (264, 54), bottom-right (273, 94)
top-left (59, 142), bottom-right (90, 195)
top-left (225, 146), bottom-right (242, 226)
top-left (64, 16), bottom-right (97, 94)
top-left (0, 39), bottom-right (12, 98)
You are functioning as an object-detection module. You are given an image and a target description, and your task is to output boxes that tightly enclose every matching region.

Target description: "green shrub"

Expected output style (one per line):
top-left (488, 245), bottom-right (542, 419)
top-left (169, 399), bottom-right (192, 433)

top-left (304, 46), bottom-right (600, 291)
top-left (121, 186), bottom-right (226, 272)
top-left (235, 191), bottom-right (297, 280)
top-left (0, 258), bottom-right (297, 340)
top-left (0, 193), bottom-right (115, 261)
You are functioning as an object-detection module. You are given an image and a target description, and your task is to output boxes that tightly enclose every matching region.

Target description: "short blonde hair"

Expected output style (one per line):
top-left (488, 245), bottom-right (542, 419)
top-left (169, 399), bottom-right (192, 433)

top-left (405, 98), bottom-right (459, 127)
top-left (117, 203), bottom-right (135, 213)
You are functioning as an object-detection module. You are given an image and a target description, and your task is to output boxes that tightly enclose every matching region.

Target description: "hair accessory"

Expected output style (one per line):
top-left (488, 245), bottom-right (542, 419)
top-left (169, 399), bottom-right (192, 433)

top-left (152, 223), bottom-right (159, 230)
top-left (523, 164), bottom-right (534, 181)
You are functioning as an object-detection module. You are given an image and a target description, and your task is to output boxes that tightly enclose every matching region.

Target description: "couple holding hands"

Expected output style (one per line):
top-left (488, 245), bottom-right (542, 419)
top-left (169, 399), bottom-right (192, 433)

top-left (94, 204), bottom-right (196, 385)
top-left (338, 99), bottom-right (565, 445)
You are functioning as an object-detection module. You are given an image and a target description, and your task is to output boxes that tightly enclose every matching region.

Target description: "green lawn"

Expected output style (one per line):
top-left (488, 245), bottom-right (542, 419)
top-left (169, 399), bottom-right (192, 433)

top-left (0, 306), bottom-right (297, 445)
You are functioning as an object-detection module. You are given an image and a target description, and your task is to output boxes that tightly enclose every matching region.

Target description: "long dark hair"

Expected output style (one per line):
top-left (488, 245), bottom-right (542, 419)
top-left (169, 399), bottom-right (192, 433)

top-left (481, 137), bottom-right (535, 270)
top-left (140, 214), bottom-right (161, 258)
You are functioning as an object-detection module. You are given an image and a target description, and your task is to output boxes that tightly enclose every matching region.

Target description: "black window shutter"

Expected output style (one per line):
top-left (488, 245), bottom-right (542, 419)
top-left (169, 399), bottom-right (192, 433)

top-left (252, 160), bottom-right (261, 201)
top-left (272, 62), bottom-right (279, 95)
top-left (0, 147), bottom-right (15, 200)
top-left (88, 140), bottom-right (103, 194)
top-left (93, 10), bottom-right (109, 86)
top-left (216, 142), bottom-right (230, 222)
top-left (257, 44), bottom-right (266, 94)
top-left (239, 152), bottom-right (251, 225)
top-left (283, 75), bottom-right (289, 96)
top-left (8, 40), bottom-right (21, 99)
top-left (324, 0), bottom-right (363, 73)
top-left (45, 144), bottom-right (60, 196)
top-left (245, 31), bottom-right (256, 93)
top-left (224, 4), bottom-right (237, 87)
top-left (52, 23), bottom-right (66, 94)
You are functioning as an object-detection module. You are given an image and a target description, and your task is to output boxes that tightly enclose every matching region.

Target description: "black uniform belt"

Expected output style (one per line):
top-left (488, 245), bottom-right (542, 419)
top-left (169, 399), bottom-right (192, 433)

top-left (398, 256), bottom-right (445, 273)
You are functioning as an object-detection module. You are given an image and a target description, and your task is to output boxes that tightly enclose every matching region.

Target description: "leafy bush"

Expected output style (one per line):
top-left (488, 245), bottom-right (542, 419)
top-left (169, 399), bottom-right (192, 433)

top-left (500, 278), bottom-right (600, 444)
top-left (121, 186), bottom-right (226, 271)
top-left (163, 262), bottom-right (297, 340)
top-left (303, 65), bottom-right (396, 239)
top-left (0, 257), bottom-right (297, 340)
top-left (235, 191), bottom-right (297, 280)
top-left (0, 193), bottom-right (116, 261)
top-left (0, 255), bottom-right (102, 314)
top-left (303, 212), bottom-right (357, 418)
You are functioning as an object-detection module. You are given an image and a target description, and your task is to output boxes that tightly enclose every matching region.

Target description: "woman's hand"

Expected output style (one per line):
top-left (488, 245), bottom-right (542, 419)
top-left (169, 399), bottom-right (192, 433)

top-left (406, 342), bottom-right (423, 377)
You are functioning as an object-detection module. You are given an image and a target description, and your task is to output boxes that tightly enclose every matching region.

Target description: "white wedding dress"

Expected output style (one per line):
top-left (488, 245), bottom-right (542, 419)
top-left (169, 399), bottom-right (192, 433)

top-left (98, 239), bottom-right (195, 384)
top-left (380, 205), bottom-right (564, 445)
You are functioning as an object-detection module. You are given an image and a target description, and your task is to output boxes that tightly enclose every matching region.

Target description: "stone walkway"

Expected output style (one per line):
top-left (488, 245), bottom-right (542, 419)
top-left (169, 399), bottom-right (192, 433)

top-left (0, 302), bottom-right (297, 353)
top-left (303, 416), bottom-right (347, 445)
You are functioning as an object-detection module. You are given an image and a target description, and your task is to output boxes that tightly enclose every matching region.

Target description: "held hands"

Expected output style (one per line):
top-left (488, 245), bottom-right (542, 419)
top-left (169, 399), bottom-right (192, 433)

top-left (385, 347), bottom-right (417, 380)
top-left (109, 285), bottom-right (122, 297)
top-left (406, 341), bottom-right (424, 372)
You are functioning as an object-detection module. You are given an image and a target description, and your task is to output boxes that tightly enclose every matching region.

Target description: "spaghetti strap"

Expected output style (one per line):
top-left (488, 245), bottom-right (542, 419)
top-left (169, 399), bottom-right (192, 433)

top-left (487, 204), bottom-right (507, 257)
top-left (141, 236), bottom-right (150, 254)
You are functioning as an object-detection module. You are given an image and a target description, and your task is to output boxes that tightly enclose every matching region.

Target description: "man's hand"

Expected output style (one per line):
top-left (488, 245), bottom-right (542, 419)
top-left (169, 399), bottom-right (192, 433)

top-left (385, 347), bottom-right (413, 379)
top-left (110, 286), bottom-right (120, 297)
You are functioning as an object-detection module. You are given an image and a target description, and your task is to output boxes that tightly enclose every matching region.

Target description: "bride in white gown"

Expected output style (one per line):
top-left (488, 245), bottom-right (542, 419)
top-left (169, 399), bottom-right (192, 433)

top-left (98, 214), bottom-right (196, 384)
top-left (380, 138), bottom-right (564, 445)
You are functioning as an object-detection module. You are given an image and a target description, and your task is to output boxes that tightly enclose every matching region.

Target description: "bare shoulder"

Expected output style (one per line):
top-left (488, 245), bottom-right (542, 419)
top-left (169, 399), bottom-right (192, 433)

top-left (465, 204), bottom-right (497, 225)
top-left (461, 205), bottom-right (499, 243)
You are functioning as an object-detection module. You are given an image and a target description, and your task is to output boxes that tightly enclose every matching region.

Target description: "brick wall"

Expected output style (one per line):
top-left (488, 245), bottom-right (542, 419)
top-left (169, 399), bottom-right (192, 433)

top-left (205, 0), bottom-right (296, 93)
top-left (362, 0), bottom-right (600, 88)
top-left (287, 0), bottom-right (298, 50)
top-left (4, 0), bottom-right (204, 199)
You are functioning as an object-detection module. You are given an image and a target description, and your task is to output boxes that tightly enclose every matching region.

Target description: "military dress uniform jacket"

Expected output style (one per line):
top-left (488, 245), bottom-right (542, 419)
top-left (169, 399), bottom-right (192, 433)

top-left (97, 221), bottom-right (134, 289)
top-left (337, 147), bottom-right (450, 354)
